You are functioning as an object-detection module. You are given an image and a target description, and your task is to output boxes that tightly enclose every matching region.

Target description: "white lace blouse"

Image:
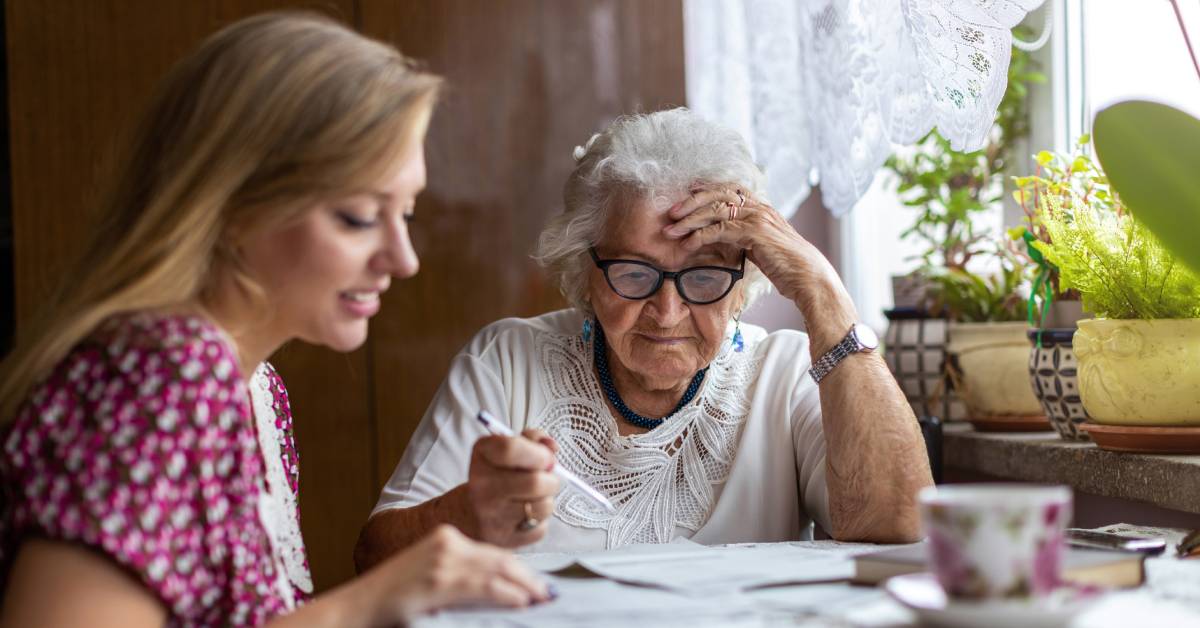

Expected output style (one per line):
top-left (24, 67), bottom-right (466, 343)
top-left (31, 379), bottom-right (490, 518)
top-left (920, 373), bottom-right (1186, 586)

top-left (372, 309), bottom-right (831, 552)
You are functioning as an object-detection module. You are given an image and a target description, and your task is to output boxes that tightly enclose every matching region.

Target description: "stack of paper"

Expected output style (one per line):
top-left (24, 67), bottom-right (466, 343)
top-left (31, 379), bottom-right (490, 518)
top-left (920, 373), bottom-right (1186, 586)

top-left (567, 541), bottom-right (856, 596)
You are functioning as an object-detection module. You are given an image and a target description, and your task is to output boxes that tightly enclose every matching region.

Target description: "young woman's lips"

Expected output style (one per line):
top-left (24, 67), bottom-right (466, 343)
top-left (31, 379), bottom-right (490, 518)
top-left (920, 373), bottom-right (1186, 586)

top-left (339, 291), bottom-right (381, 317)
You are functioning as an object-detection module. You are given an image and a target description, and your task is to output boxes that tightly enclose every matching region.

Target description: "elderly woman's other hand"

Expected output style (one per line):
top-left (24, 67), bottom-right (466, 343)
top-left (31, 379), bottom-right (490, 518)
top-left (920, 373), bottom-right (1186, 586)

top-left (465, 429), bottom-right (561, 547)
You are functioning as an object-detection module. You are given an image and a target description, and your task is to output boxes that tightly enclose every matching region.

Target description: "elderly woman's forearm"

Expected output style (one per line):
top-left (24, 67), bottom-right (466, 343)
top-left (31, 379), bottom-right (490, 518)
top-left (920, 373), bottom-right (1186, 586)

top-left (353, 485), bottom-right (476, 573)
top-left (816, 355), bottom-right (933, 543)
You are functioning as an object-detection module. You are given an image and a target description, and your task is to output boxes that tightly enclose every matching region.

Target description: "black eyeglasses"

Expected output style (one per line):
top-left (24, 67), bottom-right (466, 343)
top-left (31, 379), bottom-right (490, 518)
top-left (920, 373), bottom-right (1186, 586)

top-left (589, 248), bottom-right (746, 305)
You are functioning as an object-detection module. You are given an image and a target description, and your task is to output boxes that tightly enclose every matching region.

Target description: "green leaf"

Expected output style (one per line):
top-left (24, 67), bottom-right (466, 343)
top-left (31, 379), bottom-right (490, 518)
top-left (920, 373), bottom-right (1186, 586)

top-left (1036, 150), bottom-right (1054, 166)
top-left (1093, 101), bottom-right (1200, 275)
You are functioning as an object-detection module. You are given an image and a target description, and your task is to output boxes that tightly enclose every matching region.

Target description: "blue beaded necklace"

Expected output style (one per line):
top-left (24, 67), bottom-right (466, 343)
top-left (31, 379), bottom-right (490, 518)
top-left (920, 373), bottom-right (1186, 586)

top-left (592, 322), bottom-right (707, 430)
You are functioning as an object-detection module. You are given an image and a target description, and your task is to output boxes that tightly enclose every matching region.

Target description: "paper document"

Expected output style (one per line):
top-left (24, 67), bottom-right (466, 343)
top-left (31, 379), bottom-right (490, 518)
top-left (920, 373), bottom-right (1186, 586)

top-left (417, 575), bottom-right (763, 628)
top-left (525, 540), bottom-right (855, 596)
top-left (415, 542), bottom-right (874, 628)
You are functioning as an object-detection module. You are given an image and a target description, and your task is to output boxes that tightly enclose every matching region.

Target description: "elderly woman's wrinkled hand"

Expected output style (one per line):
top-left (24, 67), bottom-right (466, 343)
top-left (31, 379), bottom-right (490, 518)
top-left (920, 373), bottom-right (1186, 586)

top-left (465, 429), bottom-right (561, 548)
top-left (663, 187), bottom-right (844, 306)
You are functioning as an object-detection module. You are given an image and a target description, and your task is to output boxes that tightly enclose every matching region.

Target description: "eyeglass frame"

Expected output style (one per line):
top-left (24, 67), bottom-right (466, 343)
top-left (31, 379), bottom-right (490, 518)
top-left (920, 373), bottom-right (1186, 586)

top-left (588, 247), bottom-right (747, 305)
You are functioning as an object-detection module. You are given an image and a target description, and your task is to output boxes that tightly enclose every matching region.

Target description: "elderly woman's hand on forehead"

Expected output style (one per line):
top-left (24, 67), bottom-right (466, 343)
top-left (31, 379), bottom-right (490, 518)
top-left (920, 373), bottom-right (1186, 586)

top-left (663, 186), bottom-right (845, 309)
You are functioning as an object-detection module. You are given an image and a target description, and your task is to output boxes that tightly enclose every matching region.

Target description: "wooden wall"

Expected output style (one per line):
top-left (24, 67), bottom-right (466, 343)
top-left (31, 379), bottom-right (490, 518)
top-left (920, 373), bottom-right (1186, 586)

top-left (6, 0), bottom-right (685, 590)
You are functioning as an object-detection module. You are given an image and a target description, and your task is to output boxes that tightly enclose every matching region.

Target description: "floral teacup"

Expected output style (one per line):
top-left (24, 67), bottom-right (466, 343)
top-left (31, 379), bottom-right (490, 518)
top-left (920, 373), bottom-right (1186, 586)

top-left (919, 484), bottom-right (1072, 600)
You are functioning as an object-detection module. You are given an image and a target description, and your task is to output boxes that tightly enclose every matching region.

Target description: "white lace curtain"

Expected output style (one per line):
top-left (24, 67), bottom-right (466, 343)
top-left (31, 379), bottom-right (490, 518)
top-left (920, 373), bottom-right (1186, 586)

top-left (684, 0), bottom-right (1046, 218)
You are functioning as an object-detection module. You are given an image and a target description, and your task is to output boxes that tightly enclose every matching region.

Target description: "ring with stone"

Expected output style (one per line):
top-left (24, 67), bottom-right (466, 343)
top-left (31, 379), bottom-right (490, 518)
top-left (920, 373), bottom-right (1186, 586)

top-left (736, 189), bottom-right (746, 207)
top-left (517, 501), bottom-right (539, 532)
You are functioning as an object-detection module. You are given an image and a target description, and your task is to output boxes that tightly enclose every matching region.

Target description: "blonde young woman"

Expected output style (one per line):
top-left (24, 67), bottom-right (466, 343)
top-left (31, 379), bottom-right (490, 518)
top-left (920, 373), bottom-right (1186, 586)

top-left (0, 12), bottom-right (551, 627)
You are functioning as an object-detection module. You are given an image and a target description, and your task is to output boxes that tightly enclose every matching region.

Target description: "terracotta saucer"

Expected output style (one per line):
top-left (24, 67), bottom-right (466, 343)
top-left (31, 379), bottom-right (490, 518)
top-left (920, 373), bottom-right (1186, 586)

top-left (968, 414), bottom-right (1054, 433)
top-left (1081, 423), bottom-right (1200, 454)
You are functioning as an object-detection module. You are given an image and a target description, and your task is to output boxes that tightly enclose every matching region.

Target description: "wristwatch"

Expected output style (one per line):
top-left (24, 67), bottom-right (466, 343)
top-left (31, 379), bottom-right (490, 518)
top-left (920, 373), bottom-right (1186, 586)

top-left (808, 323), bottom-right (879, 383)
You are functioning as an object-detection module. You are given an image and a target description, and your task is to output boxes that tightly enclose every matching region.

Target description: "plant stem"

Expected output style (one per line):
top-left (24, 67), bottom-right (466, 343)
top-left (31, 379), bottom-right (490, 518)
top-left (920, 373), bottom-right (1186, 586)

top-left (1170, 0), bottom-right (1200, 84)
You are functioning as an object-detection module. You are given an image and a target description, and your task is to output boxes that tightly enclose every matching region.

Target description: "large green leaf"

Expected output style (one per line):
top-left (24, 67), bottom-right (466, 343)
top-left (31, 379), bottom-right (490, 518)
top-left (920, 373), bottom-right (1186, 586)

top-left (1093, 100), bottom-right (1200, 274)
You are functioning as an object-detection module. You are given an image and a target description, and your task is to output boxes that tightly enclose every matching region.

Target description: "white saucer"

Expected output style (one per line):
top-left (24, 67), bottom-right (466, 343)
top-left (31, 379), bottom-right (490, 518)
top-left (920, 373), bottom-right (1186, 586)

top-left (884, 573), bottom-right (1101, 628)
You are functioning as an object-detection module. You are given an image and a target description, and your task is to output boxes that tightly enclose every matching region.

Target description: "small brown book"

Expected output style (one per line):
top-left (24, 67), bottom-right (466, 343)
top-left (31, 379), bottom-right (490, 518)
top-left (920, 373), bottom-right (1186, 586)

top-left (851, 544), bottom-right (1145, 588)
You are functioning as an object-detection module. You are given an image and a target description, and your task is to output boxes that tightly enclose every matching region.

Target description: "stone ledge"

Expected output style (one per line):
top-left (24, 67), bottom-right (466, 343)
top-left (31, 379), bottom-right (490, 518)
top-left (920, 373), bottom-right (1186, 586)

top-left (944, 424), bottom-right (1200, 515)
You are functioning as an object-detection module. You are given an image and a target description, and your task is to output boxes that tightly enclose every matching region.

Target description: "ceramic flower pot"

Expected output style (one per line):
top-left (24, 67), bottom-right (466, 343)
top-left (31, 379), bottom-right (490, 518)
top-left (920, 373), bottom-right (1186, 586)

top-left (883, 308), bottom-right (968, 421)
top-left (1074, 318), bottom-right (1200, 425)
top-left (1028, 329), bottom-right (1091, 441)
top-left (891, 274), bottom-right (931, 310)
top-left (1039, 299), bottom-right (1087, 329)
top-left (946, 321), bottom-right (1043, 419)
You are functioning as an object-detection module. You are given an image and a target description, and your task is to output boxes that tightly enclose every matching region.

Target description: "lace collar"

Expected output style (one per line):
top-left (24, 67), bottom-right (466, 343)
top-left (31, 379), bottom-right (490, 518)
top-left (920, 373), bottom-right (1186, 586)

top-left (536, 327), bottom-right (760, 548)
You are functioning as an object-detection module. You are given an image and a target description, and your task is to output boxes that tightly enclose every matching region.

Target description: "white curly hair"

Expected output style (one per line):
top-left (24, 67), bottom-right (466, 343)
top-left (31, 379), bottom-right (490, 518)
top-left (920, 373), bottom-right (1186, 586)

top-left (534, 107), bottom-right (773, 316)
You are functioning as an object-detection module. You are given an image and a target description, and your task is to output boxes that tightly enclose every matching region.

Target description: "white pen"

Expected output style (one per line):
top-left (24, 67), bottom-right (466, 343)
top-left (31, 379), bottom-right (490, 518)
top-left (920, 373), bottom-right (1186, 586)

top-left (476, 410), bottom-right (617, 513)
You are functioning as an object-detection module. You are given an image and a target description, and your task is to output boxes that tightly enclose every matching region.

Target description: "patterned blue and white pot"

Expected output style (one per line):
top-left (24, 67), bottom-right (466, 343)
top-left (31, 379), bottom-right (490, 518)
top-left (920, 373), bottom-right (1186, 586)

top-left (883, 308), bottom-right (968, 421)
top-left (1028, 328), bottom-right (1091, 441)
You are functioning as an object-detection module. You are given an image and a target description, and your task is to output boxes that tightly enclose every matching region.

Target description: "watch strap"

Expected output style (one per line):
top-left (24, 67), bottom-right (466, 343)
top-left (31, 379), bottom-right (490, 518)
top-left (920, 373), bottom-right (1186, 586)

top-left (808, 327), bottom-right (865, 384)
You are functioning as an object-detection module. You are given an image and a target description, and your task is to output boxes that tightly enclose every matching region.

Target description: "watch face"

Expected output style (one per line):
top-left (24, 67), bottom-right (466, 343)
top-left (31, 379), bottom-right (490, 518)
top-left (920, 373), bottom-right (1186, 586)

top-left (853, 323), bottom-right (879, 350)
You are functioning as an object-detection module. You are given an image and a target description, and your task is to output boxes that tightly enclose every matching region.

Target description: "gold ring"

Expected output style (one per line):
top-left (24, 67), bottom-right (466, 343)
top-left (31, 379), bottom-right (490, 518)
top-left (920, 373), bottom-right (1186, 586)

top-left (517, 501), bottom-right (539, 532)
top-left (728, 201), bottom-right (739, 221)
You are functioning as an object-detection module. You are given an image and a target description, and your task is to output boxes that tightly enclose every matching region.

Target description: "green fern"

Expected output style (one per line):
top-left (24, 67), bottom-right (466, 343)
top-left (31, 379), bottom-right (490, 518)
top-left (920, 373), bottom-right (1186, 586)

top-left (1033, 195), bottom-right (1200, 319)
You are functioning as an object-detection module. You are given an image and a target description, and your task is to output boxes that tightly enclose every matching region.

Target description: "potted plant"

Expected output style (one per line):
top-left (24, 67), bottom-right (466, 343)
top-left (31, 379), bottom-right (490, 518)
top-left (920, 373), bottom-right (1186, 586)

top-left (1015, 3), bottom-right (1200, 447)
top-left (1009, 137), bottom-right (1106, 440)
top-left (1035, 96), bottom-right (1200, 438)
top-left (882, 38), bottom-right (1044, 424)
top-left (932, 243), bottom-right (1043, 425)
top-left (1031, 165), bottom-right (1200, 426)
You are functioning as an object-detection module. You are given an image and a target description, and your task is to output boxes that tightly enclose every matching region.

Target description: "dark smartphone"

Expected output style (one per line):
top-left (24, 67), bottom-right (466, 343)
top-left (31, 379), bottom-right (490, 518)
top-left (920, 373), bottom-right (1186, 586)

top-left (1066, 528), bottom-right (1167, 554)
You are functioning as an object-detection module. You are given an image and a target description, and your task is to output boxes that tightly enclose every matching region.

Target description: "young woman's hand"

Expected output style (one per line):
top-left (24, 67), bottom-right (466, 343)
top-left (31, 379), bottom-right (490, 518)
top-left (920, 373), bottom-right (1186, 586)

top-left (361, 524), bottom-right (553, 624)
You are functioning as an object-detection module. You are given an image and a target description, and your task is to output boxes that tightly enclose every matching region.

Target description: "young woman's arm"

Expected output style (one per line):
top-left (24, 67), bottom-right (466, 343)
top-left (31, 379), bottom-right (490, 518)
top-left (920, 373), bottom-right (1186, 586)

top-left (1, 526), bottom-right (549, 628)
top-left (0, 539), bottom-right (167, 627)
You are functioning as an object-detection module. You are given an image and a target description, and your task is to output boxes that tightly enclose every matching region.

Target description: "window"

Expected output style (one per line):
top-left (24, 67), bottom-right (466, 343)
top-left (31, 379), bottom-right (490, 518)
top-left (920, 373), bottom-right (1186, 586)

top-left (1081, 0), bottom-right (1200, 129)
top-left (843, 1), bottom-right (1199, 331)
top-left (717, 2), bottom-right (1198, 332)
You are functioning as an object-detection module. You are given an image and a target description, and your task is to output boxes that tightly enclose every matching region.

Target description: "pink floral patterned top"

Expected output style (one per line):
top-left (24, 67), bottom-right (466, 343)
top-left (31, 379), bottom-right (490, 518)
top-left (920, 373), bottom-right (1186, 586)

top-left (0, 313), bottom-right (310, 626)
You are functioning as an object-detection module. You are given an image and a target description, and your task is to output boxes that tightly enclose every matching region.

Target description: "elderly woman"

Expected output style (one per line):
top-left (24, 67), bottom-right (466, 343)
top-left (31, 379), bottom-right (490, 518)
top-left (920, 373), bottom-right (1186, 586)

top-left (355, 108), bottom-right (932, 563)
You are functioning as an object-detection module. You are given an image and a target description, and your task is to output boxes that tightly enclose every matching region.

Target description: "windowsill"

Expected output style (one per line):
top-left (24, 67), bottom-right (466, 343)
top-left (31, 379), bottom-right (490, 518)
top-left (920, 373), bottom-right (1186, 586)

top-left (943, 423), bottom-right (1200, 516)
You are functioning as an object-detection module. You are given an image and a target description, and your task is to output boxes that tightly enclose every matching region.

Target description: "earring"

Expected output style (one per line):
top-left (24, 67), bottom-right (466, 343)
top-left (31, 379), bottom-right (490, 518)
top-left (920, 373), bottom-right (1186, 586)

top-left (582, 318), bottom-right (593, 343)
top-left (732, 317), bottom-right (744, 353)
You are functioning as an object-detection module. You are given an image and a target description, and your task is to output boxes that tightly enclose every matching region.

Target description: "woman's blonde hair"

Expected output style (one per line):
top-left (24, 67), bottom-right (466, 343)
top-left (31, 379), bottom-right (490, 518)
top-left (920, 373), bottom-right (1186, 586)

top-left (0, 11), bottom-right (441, 423)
